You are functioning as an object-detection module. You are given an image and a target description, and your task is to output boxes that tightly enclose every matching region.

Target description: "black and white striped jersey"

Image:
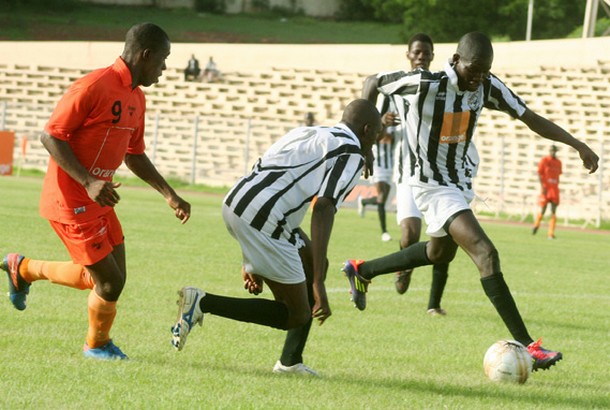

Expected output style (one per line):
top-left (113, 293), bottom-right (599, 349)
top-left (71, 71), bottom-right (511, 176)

top-left (376, 62), bottom-right (527, 190)
top-left (374, 136), bottom-right (395, 171)
top-left (224, 123), bottom-right (364, 243)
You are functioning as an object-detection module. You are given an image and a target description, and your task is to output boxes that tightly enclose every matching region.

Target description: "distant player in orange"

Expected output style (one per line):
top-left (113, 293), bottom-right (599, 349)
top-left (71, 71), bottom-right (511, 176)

top-left (533, 145), bottom-right (562, 239)
top-left (1, 23), bottom-right (191, 360)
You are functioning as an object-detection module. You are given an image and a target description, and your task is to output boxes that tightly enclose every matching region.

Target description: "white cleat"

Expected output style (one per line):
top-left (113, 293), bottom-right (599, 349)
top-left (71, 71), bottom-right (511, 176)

top-left (381, 232), bottom-right (392, 242)
top-left (272, 360), bottom-right (319, 377)
top-left (171, 287), bottom-right (205, 351)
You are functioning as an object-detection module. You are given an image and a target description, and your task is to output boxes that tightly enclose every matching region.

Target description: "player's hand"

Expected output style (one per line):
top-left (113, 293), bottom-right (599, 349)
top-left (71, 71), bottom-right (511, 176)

top-left (382, 111), bottom-right (399, 127)
top-left (242, 268), bottom-right (264, 295)
top-left (578, 145), bottom-right (599, 174)
top-left (167, 195), bottom-right (191, 224)
top-left (86, 179), bottom-right (121, 207)
top-left (312, 284), bottom-right (331, 325)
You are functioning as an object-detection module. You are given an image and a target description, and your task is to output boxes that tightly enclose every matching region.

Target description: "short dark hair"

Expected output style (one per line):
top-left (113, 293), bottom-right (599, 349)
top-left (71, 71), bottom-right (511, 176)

top-left (408, 33), bottom-right (434, 51)
top-left (124, 23), bottom-right (170, 53)
top-left (456, 32), bottom-right (493, 62)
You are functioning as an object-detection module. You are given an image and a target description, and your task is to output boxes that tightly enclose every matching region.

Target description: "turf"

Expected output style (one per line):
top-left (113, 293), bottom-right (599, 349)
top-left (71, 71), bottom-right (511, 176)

top-left (0, 176), bottom-right (608, 409)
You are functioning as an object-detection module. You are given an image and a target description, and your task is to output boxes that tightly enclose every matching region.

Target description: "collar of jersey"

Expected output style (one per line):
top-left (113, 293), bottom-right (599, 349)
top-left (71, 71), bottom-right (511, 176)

top-left (444, 61), bottom-right (462, 93)
top-left (113, 57), bottom-right (134, 88)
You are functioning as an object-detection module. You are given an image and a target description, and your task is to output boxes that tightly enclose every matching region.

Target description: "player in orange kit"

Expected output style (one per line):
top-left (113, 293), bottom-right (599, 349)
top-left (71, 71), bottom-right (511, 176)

top-left (1, 23), bottom-right (191, 360)
top-left (533, 145), bottom-right (562, 239)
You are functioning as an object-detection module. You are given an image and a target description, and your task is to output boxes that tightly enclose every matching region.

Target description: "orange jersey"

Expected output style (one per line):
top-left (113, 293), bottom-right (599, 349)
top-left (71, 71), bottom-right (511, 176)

top-left (538, 155), bottom-right (562, 187)
top-left (40, 57), bottom-right (146, 223)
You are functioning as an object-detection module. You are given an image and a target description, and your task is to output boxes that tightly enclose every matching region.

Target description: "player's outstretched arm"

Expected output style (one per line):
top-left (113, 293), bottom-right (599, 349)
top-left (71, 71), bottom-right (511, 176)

top-left (124, 152), bottom-right (191, 223)
top-left (310, 196), bottom-right (335, 325)
top-left (520, 109), bottom-right (599, 174)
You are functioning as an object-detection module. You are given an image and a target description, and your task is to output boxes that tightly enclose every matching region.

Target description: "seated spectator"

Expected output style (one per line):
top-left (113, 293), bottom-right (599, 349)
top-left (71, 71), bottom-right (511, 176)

top-left (184, 54), bottom-right (201, 82)
top-left (204, 56), bottom-right (220, 83)
top-left (303, 112), bottom-right (316, 126)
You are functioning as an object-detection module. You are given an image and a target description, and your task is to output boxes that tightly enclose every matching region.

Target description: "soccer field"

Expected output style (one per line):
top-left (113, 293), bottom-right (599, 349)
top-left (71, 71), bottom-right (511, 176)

top-left (0, 176), bottom-right (608, 409)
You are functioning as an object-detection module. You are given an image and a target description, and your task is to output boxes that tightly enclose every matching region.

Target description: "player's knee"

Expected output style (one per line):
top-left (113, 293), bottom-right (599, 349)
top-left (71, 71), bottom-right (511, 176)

top-left (427, 246), bottom-right (457, 263)
top-left (473, 244), bottom-right (500, 275)
top-left (95, 279), bottom-right (125, 301)
top-left (286, 308), bottom-right (311, 329)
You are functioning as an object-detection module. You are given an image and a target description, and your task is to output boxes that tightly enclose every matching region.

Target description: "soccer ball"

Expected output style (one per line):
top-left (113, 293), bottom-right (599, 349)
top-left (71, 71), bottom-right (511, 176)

top-left (483, 340), bottom-right (533, 384)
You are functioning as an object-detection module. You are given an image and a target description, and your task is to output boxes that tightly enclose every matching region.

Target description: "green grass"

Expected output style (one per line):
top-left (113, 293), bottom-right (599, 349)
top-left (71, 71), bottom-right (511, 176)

top-left (2, 3), bottom-right (404, 44)
top-left (0, 176), bottom-right (608, 409)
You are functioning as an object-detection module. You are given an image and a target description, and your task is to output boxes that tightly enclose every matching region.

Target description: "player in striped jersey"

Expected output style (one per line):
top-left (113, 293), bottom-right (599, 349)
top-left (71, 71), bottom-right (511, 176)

top-left (172, 99), bottom-right (382, 375)
top-left (363, 32), bottom-right (458, 315)
top-left (357, 124), bottom-right (395, 242)
top-left (344, 32), bottom-right (599, 371)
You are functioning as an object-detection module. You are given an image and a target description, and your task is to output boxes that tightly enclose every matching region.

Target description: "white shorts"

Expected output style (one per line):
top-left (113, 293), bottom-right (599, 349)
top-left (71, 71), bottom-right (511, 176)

top-left (412, 184), bottom-right (474, 238)
top-left (372, 163), bottom-right (393, 184)
top-left (222, 204), bottom-right (305, 284)
top-left (395, 181), bottom-right (422, 223)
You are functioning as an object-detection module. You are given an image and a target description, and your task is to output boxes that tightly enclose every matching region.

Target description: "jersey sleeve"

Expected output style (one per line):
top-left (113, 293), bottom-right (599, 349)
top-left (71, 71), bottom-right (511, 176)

top-left (483, 74), bottom-right (527, 119)
top-left (126, 92), bottom-right (146, 155)
top-left (318, 150), bottom-right (363, 209)
top-left (44, 79), bottom-right (93, 140)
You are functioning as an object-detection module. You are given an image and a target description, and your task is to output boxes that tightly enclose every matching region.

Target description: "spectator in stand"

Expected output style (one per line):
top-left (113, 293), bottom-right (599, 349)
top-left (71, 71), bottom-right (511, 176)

top-left (303, 112), bottom-right (316, 127)
top-left (204, 56), bottom-right (220, 83)
top-left (184, 54), bottom-right (201, 82)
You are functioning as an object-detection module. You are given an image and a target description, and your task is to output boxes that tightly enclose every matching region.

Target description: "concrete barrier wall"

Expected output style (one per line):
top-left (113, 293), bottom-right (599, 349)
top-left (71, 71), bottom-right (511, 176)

top-left (2, 37), bottom-right (609, 74)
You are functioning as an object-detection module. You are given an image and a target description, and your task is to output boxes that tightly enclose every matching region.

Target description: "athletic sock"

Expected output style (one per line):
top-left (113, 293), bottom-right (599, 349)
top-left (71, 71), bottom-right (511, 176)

top-left (548, 214), bottom-right (557, 237)
top-left (428, 263), bottom-right (449, 310)
top-left (280, 281), bottom-right (315, 366)
top-left (200, 293), bottom-right (289, 330)
top-left (86, 289), bottom-right (117, 348)
top-left (534, 213), bottom-right (543, 229)
top-left (480, 272), bottom-right (533, 346)
top-left (360, 241), bottom-right (431, 280)
top-left (21, 258), bottom-right (94, 290)
top-left (362, 197), bottom-right (377, 206)
top-left (377, 203), bottom-right (387, 233)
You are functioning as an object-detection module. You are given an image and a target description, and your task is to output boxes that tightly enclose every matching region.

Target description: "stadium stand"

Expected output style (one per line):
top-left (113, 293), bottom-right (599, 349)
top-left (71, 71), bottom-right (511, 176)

top-left (0, 60), bottom-right (608, 225)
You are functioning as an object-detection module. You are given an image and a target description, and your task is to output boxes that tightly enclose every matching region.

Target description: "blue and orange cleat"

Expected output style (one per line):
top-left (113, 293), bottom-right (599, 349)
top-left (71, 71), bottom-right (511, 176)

top-left (527, 338), bottom-right (563, 371)
top-left (1, 253), bottom-right (31, 311)
top-left (342, 260), bottom-right (370, 311)
top-left (83, 340), bottom-right (129, 360)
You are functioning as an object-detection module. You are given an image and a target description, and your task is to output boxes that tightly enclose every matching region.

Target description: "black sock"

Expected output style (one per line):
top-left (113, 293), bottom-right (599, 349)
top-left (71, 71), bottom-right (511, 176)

top-left (362, 197), bottom-right (377, 206)
top-left (200, 293), bottom-right (289, 330)
top-left (481, 273), bottom-right (533, 345)
top-left (428, 263), bottom-right (449, 309)
top-left (360, 241), bottom-right (431, 280)
top-left (280, 281), bottom-right (315, 366)
top-left (377, 203), bottom-right (387, 233)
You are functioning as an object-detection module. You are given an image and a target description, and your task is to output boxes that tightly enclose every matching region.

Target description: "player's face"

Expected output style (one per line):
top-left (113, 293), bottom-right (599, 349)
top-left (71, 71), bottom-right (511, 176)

top-left (407, 41), bottom-right (434, 70)
top-left (453, 54), bottom-right (492, 92)
top-left (362, 119), bottom-right (383, 153)
top-left (140, 41), bottom-right (170, 87)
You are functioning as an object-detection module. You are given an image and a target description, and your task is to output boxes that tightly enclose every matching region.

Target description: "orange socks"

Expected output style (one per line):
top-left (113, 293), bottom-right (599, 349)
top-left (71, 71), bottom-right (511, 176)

top-left (549, 215), bottom-right (557, 237)
top-left (86, 290), bottom-right (117, 348)
top-left (533, 213), bottom-right (543, 229)
top-left (19, 259), bottom-right (94, 290)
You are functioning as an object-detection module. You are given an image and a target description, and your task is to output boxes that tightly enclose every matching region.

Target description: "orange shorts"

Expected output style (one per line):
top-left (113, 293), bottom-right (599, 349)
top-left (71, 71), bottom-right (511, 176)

top-left (48, 209), bottom-right (124, 266)
top-left (539, 185), bottom-right (560, 207)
